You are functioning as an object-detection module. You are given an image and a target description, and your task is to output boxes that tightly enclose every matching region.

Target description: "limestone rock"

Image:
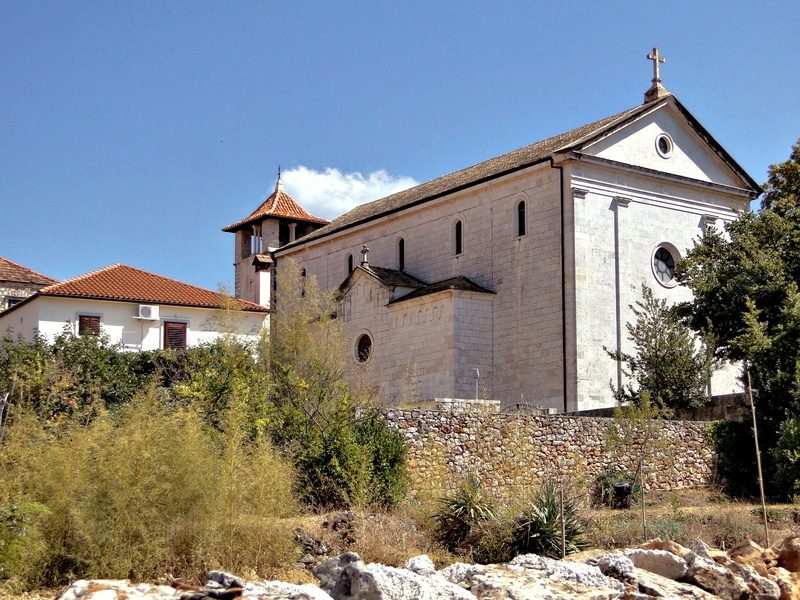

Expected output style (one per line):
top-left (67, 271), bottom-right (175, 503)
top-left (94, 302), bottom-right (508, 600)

top-left (730, 541), bottom-right (770, 578)
top-left (641, 539), bottom-right (692, 559)
top-left (731, 563), bottom-right (780, 600)
top-left (596, 552), bottom-right (636, 584)
top-left (465, 563), bottom-right (624, 600)
top-left (631, 568), bottom-right (722, 600)
top-left (313, 552), bottom-right (475, 600)
top-left (778, 536), bottom-right (800, 573)
top-left (769, 567), bottom-right (800, 600)
top-left (685, 549), bottom-right (749, 600)
top-left (625, 548), bottom-right (688, 580)
top-left (403, 554), bottom-right (436, 576)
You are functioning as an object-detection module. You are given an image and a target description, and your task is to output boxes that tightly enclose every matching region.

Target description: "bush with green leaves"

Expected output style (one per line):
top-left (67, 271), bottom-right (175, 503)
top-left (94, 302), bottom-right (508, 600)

top-left (0, 390), bottom-right (298, 589)
top-left (606, 285), bottom-right (714, 411)
top-left (772, 416), bottom-right (800, 499)
top-left (507, 480), bottom-right (587, 559)
top-left (432, 473), bottom-right (495, 554)
top-left (706, 420), bottom-right (759, 498)
top-left (267, 260), bottom-right (408, 510)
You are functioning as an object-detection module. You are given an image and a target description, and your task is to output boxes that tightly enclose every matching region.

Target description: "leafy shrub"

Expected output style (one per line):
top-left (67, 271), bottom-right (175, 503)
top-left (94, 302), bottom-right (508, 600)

top-left (0, 390), bottom-right (298, 589)
top-left (772, 416), bottom-right (800, 500)
top-left (507, 480), bottom-right (587, 559)
top-left (432, 473), bottom-right (495, 553)
top-left (706, 420), bottom-right (760, 498)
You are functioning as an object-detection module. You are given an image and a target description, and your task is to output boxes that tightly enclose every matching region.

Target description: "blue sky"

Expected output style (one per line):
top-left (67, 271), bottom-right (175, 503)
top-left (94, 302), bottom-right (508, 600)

top-left (2, 1), bottom-right (799, 291)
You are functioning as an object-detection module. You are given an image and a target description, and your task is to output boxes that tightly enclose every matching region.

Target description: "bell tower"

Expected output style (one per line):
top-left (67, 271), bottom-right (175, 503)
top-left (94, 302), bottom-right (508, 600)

top-left (222, 172), bottom-right (328, 306)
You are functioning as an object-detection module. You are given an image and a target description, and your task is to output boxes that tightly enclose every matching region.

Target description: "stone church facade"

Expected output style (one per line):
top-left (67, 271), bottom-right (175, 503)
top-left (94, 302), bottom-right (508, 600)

top-left (225, 79), bottom-right (761, 412)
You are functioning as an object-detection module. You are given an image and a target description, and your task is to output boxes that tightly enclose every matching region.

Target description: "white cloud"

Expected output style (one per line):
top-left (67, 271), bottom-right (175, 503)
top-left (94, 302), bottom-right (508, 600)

top-left (280, 166), bottom-right (419, 221)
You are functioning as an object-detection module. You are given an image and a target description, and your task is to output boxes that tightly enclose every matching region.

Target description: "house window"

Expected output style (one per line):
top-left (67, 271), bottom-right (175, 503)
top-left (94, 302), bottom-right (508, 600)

top-left (347, 253), bottom-right (354, 274)
top-left (398, 238), bottom-right (405, 271)
top-left (454, 220), bottom-right (463, 256)
top-left (5, 297), bottom-right (23, 309)
top-left (517, 200), bottom-right (526, 237)
top-left (164, 321), bottom-right (187, 350)
top-left (78, 315), bottom-right (101, 337)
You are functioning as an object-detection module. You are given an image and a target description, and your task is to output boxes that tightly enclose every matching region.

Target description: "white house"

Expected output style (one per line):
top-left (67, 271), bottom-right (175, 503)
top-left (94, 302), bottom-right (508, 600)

top-left (225, 61), bottom-right (761, 412)
top-left (0, 264), bottom-right (268, 351)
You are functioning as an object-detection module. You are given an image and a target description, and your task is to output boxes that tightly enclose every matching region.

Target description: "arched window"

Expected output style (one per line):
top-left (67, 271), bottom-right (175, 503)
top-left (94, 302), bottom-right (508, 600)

top-left (454, 220), bottom-right (463, 256)
top-left (347, 253), bottom-right (354, 274)
top-left (300, 268), bottom-right (306, 297)
top-left (517, 200), bottom-right (526, 237)
top-left (398, 238), bottom-right (405, 271)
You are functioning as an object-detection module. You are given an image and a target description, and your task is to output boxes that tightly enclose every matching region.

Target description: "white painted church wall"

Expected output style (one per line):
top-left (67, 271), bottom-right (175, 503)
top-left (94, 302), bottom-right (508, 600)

top-left (586, 107), bottom-right (745, 188)
top-left (280, 162), bottom-right (567, 408)
top-left (569, 160), bottom-right (746, 411)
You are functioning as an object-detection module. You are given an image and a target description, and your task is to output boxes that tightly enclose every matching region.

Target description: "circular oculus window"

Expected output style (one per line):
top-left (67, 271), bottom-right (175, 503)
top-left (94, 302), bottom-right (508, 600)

top-left (356, 334), bottom-right (373, 363)
top-left (653, 246), bottom-right (677, 286)
top-left (655, 133), bottom-right (673, 158)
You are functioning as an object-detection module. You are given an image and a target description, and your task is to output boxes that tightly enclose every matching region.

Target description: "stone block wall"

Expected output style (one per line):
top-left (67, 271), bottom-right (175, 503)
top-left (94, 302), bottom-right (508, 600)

top-left (381, 408), bottom-right (714, 498)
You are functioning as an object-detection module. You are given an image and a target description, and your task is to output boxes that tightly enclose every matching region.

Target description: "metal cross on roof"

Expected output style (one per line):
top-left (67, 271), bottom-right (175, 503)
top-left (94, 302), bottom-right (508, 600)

top-left (360, 244), bottom-right (369, 265)
top-left (647, 47), bottom-right (666, 85)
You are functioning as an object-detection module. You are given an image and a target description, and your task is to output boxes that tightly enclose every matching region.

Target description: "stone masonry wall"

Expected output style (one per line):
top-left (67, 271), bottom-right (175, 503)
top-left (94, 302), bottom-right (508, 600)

top-left (381, 408), bottom-right (714, 498)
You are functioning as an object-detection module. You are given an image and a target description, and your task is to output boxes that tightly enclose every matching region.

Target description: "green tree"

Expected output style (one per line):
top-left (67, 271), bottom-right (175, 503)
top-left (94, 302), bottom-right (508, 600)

top-left (606, 393), bottom-right (674, 540)
top-left (607, 285), bottom-right (714, 411)
top-left (675, 139), bottom-right (800, 498)
top-left (267, 260), bottom-right (407, 509)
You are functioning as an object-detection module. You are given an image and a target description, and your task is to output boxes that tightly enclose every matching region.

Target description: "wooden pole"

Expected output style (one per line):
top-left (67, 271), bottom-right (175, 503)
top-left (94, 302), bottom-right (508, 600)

top-left (560, 484), bottom-right (566, 558)
top-left (748, 369), bottom-right (770, 547)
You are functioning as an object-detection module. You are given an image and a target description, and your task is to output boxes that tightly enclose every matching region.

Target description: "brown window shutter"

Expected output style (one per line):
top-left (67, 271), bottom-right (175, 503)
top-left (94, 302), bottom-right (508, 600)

top-left (79, 315), bottom-right (101, 336)
top-left (164, 322), bottom-right (187, 350)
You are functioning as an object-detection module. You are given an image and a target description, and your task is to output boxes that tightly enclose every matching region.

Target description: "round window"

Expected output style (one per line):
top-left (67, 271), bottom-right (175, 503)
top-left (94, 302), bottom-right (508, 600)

top-left (655, 133), bottom-right (673, 158)
top-left (356, 334), bottom-right (372, 363)
top-left (653, 246), bottom-right (676, 285)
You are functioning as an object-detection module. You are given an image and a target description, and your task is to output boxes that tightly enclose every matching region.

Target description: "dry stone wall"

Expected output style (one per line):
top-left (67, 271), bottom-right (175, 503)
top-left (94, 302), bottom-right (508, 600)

top-left (381, 407), bottom-right (714, 497)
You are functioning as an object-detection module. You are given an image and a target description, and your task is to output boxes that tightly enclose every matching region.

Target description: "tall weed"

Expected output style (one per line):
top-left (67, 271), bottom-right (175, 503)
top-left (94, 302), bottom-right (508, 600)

top-left (0, 388), bottom-right (297, 589)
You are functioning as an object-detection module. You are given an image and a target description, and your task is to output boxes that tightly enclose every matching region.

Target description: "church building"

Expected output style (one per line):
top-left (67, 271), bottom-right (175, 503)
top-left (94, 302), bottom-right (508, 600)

top-left (224, 50), bottom-right (761, 413)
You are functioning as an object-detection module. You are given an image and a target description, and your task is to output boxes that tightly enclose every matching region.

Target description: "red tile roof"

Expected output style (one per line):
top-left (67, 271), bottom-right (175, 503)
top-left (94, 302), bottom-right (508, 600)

top-left (37, 264), bottom-right (267, 312)
top-left (223, 178), bottom-right (329, 232)
top-left (0, 256), bottom-right (58, 285)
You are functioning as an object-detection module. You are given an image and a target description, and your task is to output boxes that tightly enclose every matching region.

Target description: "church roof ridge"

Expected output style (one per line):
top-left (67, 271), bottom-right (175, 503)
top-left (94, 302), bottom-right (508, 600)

top-left (277, 98), bottom-right (665, 250)
top-left (222, 177), bottom-right (329, 232)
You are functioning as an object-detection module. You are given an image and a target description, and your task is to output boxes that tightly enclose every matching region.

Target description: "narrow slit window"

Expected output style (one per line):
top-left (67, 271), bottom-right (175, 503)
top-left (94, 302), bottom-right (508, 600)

top-left (454, 220), bottom-right (463, 255)
top-left (398, 238), bottom-right (405, 271)
top-left (347, 253), bottom-right (354, 274)
top-left (517, 200), bottom-right (526, 237)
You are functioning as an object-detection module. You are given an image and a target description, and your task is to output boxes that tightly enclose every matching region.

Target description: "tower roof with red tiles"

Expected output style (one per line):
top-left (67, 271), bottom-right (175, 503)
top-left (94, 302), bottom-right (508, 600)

top-left (222, 175), bottom-right (329, 233)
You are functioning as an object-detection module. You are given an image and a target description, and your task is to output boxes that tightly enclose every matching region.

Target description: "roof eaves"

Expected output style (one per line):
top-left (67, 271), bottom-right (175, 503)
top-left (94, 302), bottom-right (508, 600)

top-left (35, 292), bottom-right (269, 313)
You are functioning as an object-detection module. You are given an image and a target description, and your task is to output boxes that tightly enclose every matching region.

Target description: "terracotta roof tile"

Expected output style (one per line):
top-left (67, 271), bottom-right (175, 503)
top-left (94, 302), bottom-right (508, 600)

top-left (223, 179), bottom-right (328, 232)
top-left (278, 99), bottom-right (666, 249)
top-left (0, 257), bottom-right (58, 285)
top-left (38, 264), bottom-right (267, 312)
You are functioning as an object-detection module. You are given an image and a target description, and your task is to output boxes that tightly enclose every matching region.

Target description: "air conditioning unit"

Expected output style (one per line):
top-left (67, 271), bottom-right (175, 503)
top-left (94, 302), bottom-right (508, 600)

top-left (137, 304), bottom-right (160, 320)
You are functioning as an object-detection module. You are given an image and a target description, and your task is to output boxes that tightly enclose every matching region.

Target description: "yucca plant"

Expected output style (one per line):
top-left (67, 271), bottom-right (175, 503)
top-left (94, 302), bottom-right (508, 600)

top-left (510, 480), bottom-right (587, 559)
top-left (432, 473), bottom-right (495, 553)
